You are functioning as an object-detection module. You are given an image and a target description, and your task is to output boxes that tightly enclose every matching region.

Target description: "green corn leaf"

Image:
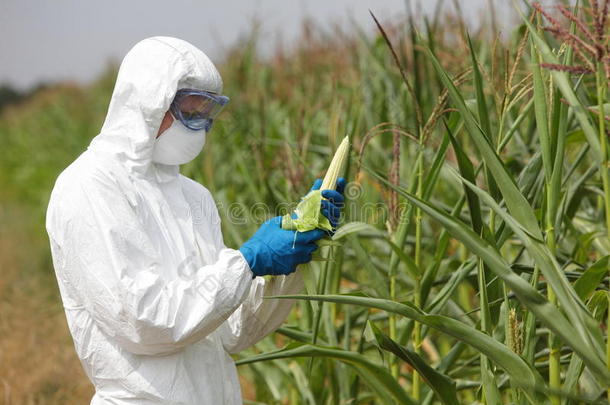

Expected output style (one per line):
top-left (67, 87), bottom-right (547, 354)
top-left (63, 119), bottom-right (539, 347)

top-left (366, 166), bottom-right (609, 384)
top-left (425, 44), bottom-right (543, 240)
top-left (367, 322), bottom-right (459, 405)
top-left (467, 32), bottom-right (501, 203)
top-left (237, 343), bottom-right (417, 405)
top-left (331, 221), bottom-right (384, 240)
top-left (377, 167), bottom-right (609, 384)
top-left (333, 221), bottom-right (421, 278)
top-left (276, 326), bottom-right (328, 346)
top-left (574, 256), bottom-right (610, 300)
top-left (448, 168), bottom-right (608, 375)
top-left (530, 38), bottom-right (553, 185)
top-left (447, 124), bottom-right (483, 234)
top-left (519, 8), bottom-right (603, 163)
top-left (270, 293), bottom-right (545, 402)
top-left (467, 33), bottom-right (493, 145)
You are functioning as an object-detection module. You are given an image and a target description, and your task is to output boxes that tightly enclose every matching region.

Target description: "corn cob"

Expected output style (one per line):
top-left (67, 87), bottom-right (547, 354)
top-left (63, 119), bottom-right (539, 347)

top-left (281, 135), bottom-right (350, 232)
top-left (320, 135), bottom-right (350, 192)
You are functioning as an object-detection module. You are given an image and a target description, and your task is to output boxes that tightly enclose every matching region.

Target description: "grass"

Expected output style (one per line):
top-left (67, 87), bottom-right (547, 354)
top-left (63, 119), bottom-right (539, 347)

top-left (1, 1), bottom-right (610, 403)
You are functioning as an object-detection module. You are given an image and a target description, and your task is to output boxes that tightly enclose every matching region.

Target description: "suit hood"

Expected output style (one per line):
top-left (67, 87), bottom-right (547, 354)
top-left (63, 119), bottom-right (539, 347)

top-left (88, 36), bottom-right (223, 178)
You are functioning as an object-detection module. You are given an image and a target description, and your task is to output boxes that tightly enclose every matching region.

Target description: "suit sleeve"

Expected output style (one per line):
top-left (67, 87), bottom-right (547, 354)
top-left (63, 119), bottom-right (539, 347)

top-left (46, 172), bottom-right (253, 356)
top-left (200, 193), bottom-right (304, 354)
top-left (219, 271), bottom-right (304, 354)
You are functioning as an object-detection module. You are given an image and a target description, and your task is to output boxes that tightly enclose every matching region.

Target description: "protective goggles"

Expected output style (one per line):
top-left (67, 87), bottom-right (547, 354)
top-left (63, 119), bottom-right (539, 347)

top-left (169, 89), bottom-right (230, 131)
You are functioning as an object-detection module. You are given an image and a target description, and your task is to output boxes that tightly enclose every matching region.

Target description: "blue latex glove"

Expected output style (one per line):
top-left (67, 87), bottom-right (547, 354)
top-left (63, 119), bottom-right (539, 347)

top-left (311, 177), bottom-right (347, 229)
top-left (239, 216), bottom-right (324, 277)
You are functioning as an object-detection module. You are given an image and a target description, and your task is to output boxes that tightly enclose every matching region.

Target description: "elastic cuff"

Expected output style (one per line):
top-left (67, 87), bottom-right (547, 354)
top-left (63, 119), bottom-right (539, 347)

top-left (237, 247), bottom-right (257, 278)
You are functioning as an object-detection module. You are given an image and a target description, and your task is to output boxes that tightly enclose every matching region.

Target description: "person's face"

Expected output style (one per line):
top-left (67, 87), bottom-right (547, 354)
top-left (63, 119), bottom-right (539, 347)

top-left (157, 111), bottom-right (174, 138)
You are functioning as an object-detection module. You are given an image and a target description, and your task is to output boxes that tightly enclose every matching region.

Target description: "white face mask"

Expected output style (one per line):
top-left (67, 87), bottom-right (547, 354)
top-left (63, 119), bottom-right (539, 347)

top-left (151, 119), bottom-right (206, 165)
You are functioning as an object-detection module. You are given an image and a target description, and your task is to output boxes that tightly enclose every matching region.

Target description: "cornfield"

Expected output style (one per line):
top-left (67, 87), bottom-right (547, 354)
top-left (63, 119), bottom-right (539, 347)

top-left (1, 1), bottom-right (610, 404)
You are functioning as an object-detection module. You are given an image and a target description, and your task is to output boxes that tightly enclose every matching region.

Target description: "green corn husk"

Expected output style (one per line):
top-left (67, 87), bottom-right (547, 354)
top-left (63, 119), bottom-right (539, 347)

top-left (282, 135), bottom-right (350, 232)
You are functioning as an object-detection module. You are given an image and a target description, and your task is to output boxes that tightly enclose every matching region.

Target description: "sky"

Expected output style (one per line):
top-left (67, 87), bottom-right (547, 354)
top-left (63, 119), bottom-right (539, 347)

top-left (0, 0), bottom-right (517, 90)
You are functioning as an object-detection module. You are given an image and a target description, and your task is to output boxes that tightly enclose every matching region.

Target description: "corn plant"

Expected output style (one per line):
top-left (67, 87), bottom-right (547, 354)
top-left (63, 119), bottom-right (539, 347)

top-left (229, 2), bottom-right (610, 404)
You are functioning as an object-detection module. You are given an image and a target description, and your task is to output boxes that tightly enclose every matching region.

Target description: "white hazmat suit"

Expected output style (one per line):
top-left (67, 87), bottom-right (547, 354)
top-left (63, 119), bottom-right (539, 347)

top-left (46, 37), bottom-right (303, 404)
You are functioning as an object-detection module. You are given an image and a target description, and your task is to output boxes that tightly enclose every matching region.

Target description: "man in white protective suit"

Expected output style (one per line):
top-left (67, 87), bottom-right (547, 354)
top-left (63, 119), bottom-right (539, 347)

top-left (45, 37), bottom-right (346, 404)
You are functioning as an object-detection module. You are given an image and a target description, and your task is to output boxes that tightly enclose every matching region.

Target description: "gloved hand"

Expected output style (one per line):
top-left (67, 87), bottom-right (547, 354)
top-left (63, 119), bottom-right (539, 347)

top-left (239, 216), bottom-right (324, 277)
top-left (311, 177), bottom-right (347, 230)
